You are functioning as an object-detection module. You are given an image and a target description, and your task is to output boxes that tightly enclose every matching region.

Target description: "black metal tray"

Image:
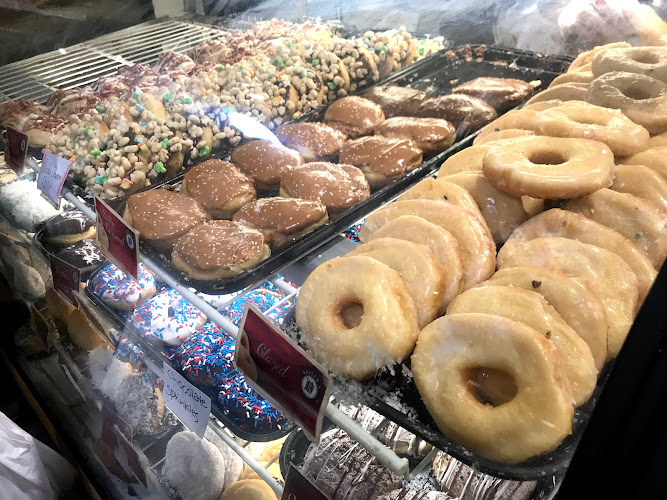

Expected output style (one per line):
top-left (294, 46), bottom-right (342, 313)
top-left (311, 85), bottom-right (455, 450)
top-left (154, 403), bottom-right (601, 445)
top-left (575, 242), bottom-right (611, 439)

top-left (84, 265), bottom-right (294, 442)
top-left (281, 306), bottom-right (613, 481)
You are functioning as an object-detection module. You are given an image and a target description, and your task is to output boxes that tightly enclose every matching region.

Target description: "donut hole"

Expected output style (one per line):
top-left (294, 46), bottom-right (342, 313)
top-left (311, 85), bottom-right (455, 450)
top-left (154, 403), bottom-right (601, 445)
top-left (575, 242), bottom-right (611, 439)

top-left (466, 367), bottom-right (518, 407)
top-left (632, 52), bottom-right (660, 65)
top-left (528, 151), bottom-right (566, 166)
top-left (621, 86), bottom-right (654, 101)
top-left (338, 301), bottom-right (365, 329)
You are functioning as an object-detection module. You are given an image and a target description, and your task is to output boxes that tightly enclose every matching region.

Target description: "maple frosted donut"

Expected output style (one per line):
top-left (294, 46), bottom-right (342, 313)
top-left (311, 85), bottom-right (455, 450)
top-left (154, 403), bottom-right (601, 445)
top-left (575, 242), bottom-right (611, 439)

top-left (323, 96), bottom-right (385, 138)
top-left (275, 123), bottom-right (347, 162)
top-left (588, 72), bottom-right (667, 133)
top-left (367, 215), bottom-right (463, 311)
top-left (611, 164), bottom-right (667, 212)
top-left (592, 47), bottom-right (667, 82)
top-left (482, 136), bottom-right (614, 199)
top-left (295, 255), bottom-right (419, 380)
top-left (412, 313), bottom-right (574, 464)
top-left (524, 82), bottom-right (589, 106)
top-left (373, 117), bottom-right (456, 153)
top-left (90, 263), bottom-right (156, 310)
top-left (230, 140), bottom-right (303, 192)
top-left (473, 128), bottom-right (534, 146)
top-left (348, 238), bottom-right (446, 328)
top-left (534, 102), bottom-right (649, 157)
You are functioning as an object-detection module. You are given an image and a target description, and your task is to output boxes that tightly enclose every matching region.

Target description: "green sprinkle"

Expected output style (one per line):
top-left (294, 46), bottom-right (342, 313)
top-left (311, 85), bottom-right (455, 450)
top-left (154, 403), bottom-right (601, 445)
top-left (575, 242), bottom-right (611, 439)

top-left (273, 58), bottom-right (285, 67)
top-left (180, 97), bottom-right (193, 104)
top-left (288, 42), bottom-right (294, 48)
top-left (164, 92), bottom-right (174, 101)
top-left (153, 161), bottom-right (166, 173)
top-left (217, 65), bottom-right (224, 72)
top-left (90, 149), bottom-right (101, 158)
top-left (327, 82), bottom-right (336, 90)
top-left (95, 104), bottom-right (104, 112)
top-left (198, 146), bottom-right (210, 157)
top-left (312, 58), bottom-right (320, 66)
top-left (418, 46), bottom-right (424, 55)
top-left (94, 174), bottom-right (108, 184)
top-left (381, 45), bottom-right (388, 52)
top-left (161, 138), bottom-right (168, 149)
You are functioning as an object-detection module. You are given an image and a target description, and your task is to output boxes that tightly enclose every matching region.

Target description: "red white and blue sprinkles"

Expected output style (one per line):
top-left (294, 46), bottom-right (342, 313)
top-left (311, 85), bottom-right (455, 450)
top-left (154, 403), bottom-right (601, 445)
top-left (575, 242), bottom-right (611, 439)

top-left (90, 263), bottom-right (156, 307)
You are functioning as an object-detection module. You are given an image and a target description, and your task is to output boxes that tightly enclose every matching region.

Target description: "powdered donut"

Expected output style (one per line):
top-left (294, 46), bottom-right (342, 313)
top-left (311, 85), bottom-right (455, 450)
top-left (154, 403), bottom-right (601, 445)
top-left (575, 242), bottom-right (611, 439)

top-left (567, 42), bottom-right (632, 72)
top-left (359, 199), bottom-right (496, 289)
top-left (588, 72), bottom-right (667, 133)
top-left (484, 266), bottom-right (608, 371)
top-left (440, 171), bottom-right (531, 244)
top-left (482, 136), bottom-right (614, 199)
top-left (348, 238), bottom-right (446, 328)
top-left (367, 215), bottom-right (464, 311)
top-left (437, 145), bottom-right (491, 177)
top-left (524, 82), bottom-right (589, 106)
top-left (534, 102), bottom-right (649, 157)
top-left (447, 286), bottom-right (597, 406)
top-left (163, 431), bottom-right (227, 500)
top-left (566, 189), bottom-right (667, 269)
top-left (473, 129), bottom-right (534, 145)
top-left (203, 427), bottom-right (243, 490)
top-left (592, 47), bottom-right (667, 82)
top-left (622, 147), bottom-right (667, 180)
top-left (611, 164), bottom-right (667, 212)
top-left (498, 237), bottom-right (639, 358)
top-left (295, 255), bottom-right (419, 380)
top-left (89, 263), bottom-right (156, 310)
top-left (412, 313), bottom-right (574, 464)
top-left (505, 209), bottom-right (657, 306)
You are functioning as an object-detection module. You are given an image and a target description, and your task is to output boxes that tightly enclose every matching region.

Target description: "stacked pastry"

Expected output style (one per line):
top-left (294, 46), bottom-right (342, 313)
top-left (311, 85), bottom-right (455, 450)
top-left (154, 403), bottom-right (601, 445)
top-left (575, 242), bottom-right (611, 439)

top-left (295, 41), bottom-right (666, 466)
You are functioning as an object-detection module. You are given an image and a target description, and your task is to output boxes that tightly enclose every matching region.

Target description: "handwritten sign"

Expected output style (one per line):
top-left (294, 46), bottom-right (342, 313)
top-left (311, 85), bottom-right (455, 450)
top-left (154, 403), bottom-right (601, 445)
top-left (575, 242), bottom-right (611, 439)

top-left (236, 304), bottom-right (331, 442)
top-left (49, 254), bottom-right (80, 305)
top-left (282, 465), bottom-right (329, 500)
top-left (95, 196), bottom-right (139, 279)
top-left (162, 362), bottom-right (211, 437)
top-left (4, 127), bottom-right (28, 172)
top-left (37, 151), bottom-right (71, 207)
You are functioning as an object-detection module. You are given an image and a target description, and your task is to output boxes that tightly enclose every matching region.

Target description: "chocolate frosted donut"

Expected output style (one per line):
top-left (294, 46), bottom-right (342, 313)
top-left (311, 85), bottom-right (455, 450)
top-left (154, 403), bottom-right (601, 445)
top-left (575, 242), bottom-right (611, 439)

top-left (375, 117), bottom-right (456, 153)
top-left (363, 84), bottom-right (427, 117)
top-left (181, 159), bottom-right (256, 219)
top-left (231, 140), bottom-right (303, 192)
top-left (233, 197), bottom-right (328, 249)
top-left (172, 220), bottom-right (270, 280)
top-left (56, 239), bottom-right (104, 275)
top-left (124, 190), bottom-right (211, 250)
top-left (416, 94), bottom-right (497, 132)
top-left (323, 96), bottom-right (385, 138)
top-left (275, 123), bottom-right (346, 162)
top-left (339, 136), bottom-right (423, 188)
top-left (452, 77), bottom-right (535, 112)
top-left (43, 210), bottom-right (96, 246)
top-left (280, 162), bottom-right (370, 215)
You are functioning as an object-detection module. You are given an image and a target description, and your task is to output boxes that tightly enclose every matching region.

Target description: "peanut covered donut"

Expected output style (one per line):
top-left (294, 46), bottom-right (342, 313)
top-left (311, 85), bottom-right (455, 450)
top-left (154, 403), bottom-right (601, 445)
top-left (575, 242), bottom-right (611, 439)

top-left (447, 286), bottom-right (597, 406)
top-left (231, 140), bottom-right (303, 192)
top-left (592, 47), bottom-right (667, 82)
top-left (534, 102), bottom-right (649, 157)
top-left (348, 238), bottom-right (446, 328)
top-left (412, 313), bottom-right (574, 464)
top-left (611, 164), bottom-right (667, 212)
top-left (374, 117), bottom-right (456, 153)
top-left (324, 96), bottom-right (385, 138)
top-left (295, 255), bottom-right (419, 380)
top-left (482, 136), bottom-right (614, 199)
top-left (588, 72), bottom-right (667, 133)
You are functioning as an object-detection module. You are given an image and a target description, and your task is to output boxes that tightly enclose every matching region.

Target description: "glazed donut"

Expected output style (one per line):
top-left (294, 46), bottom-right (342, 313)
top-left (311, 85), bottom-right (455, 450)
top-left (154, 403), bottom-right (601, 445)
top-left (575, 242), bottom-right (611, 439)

top-left (447, 286), bottom-right (597, 406)
top-left (440, 171), bottom-right (531, 244)
top-left (498, 237), bottom-right (639, 359)
top-left (359, 199), bottom-right (496, 290)
top-left (565, 189), bottom-right (667, 269)
top-left (400, 177), bottom-right (486, 227)
top-left (592, 47), bottom-right (667, 82)
top-left (622, 147), bottom-right (667, 180)
top-left (524, 83), bottom-right (589, 106)
top-left (476, 109), bottom-right (537, 142)
top-left (588, 72), bottom-right (667, 133)
top-left (412, 313), bottom-right (574, 464)
top-left (548, 71), bottom-right (594, 88)
top-left (482, 136), bottom-right (615, 199)
top-left (484, 266), bottom-right (608, 371)
top-left (648, 134), bottom-right (667, 148)
top-left (131, 288), bottom-right (206, 345)
top-left (367, 215), bottom-right (464, 311)
top-left (612, 164), bottom-right (667, 212)
top-left (522, 99), bottom-right (564, 112)
top-left (295, 255), bottom-right (419, 380)
top-left (89, 263), bottom-right (156, 310)
top-left (505, 209), bottom-right (657, 306)
top-left (348, 238), bottom-right (446, 328)
top-left (473, 129), bottom-right (534, 146)
top-left (534, 102), bottom-right (649, 156)
top-left (437, 145), bottom-right (491, 177)
top-left (567, 42), bottom-right (632, 72)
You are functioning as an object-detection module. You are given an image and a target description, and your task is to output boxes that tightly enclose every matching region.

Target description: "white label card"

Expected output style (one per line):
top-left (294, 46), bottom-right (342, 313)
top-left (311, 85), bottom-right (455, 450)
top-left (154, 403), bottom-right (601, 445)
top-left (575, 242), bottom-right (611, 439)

top-left (37, 152), bottom-right (71, 206)
top-left (162, 362), bottom-right (211, 437)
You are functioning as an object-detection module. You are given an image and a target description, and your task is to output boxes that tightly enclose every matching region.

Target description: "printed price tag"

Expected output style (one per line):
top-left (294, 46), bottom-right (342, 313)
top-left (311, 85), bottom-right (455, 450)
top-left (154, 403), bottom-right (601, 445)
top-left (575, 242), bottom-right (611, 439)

top-left (37, 151), bottom-right (71, 207)
top-left (29, 304), bottom-right (50, 348)
top-left (236, 304), bottom-right (332, 442)
top-left (95, 196), bottom-right (139, 279)
top-left (49, 254), bottom-right (80, 305)
top-left (282, 465), bottom-right (329, 500)
top-left (4, 127), bottom-right (28, 172)
top-left (162, 362), bottom-right (211, 437)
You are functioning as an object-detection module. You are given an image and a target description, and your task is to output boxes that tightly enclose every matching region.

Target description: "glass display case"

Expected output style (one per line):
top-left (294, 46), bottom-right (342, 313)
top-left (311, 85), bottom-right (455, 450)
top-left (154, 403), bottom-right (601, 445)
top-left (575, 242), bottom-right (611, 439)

top-left (0, 1), bottom-right (666, 499)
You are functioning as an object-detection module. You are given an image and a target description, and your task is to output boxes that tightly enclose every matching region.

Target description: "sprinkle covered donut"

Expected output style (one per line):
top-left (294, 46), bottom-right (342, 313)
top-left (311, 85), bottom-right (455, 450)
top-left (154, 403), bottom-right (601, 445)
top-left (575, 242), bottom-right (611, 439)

top-left (90, 263), bottom-right (156, 310)
top-left (131, 288), bottom-right (206, 345)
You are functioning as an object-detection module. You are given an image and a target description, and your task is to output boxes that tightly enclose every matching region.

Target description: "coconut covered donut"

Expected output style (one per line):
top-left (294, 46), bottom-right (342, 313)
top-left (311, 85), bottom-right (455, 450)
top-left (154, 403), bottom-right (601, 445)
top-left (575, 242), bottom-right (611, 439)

top-left (611, 164), bottom-right (667, 213)
top-left (348, 238), bottom-right (446, 328)
top-left (498, 237), bottom-right (639, 359)
top-left (592, 47), bottom-right (667, 82)
top-left (412, 313), bottom-right (574, 464)
top-left (482, 136), bottom-right (615, 199)
top-left (534, 102), bottom-right (649, 157)
top-left (588, 72), bottom-right (667, 133)
top-left (295, 255), bottom-right (419, 380)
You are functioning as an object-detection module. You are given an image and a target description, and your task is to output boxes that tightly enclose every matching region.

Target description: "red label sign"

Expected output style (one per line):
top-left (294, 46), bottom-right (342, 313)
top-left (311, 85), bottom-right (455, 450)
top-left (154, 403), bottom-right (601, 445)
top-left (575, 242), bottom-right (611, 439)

top-left (282, 465), bottom-right (329, 500)
top-left (4, 127), bottom-right (28, 172)
top-left (236, 304), bottom-right (331, 442)
top-left (49, 254), bottom-right (80, 305)
top-left (95, 197), bottom-right (139, 279)
top-left (100, 404), bottom-right (147, 487)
